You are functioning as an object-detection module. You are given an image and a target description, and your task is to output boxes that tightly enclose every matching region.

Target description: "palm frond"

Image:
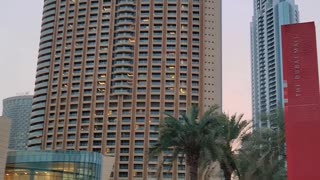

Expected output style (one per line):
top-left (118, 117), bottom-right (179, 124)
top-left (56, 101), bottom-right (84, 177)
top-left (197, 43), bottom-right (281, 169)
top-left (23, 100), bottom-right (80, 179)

top-left (149, 104), bottom-right (224, 179)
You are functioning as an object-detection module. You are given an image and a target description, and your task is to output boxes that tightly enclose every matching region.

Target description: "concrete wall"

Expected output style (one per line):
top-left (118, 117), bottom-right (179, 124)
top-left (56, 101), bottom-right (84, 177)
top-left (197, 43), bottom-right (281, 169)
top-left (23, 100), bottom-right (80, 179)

top-left (202, 0), bottom-right (222, 112)
top-left (101, 156), bottom-right (115, 180)
top-left (0, 117), bottom-right (10, 180)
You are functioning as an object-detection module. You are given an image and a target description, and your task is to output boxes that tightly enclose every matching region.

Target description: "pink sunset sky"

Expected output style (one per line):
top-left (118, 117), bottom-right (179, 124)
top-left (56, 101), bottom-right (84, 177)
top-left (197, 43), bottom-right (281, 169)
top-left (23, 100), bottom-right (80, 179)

top-left (0, 0), bottom-right (319, 120)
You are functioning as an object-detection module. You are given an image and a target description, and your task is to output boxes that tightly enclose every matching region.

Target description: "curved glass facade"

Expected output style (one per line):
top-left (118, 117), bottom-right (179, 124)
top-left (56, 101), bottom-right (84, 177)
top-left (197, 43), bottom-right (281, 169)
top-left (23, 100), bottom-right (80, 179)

top-left (2, 95), bottom-right (33, 150)
top-left (5, 151), bottom-right (105, 180)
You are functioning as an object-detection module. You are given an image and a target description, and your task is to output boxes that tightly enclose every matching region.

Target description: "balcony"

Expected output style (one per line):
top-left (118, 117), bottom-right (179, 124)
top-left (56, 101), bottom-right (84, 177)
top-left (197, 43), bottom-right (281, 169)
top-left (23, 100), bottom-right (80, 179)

top-left (28, 138), bottom-right (42, 146)
top-left (116, 19), bottom-right (135, 25)
top-left (116, 6), bottom-right (136, 13)
top-left (113, 60), bottom-right (133, 66)
top-left (112, 68), bottom-right (133, 75)
top-left (112, 82), bottom-right (132, 88)
top-left (30, 116), bottom-right (44, 125)
top-left (31, 109), bottom-right (45, 117)
top-left (112, 89), bottom-right (132, 95)
top-left (112, 75), bottom-right (133, 81)
top-left (117, 0), bottom-right (135, 5)
top-left (116, 12), bottom-right (135, 18)
top-left (37, 61), bottom-right (50, 70)
top-left (32, 102), bottom-right (46, 110)
top-left (29, 124), bottom-right (44, 131)
top-left (29, 130), bottom-right (43, 138)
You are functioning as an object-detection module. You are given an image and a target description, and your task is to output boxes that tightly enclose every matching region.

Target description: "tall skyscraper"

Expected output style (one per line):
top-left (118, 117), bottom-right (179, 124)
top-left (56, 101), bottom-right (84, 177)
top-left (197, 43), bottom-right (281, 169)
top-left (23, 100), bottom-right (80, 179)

top-left (29, 0), bottom-right (221, 179)
top-left (251, 0), bottom-right (299, 128)
top-left (2, 95), bottom-right (33, 150)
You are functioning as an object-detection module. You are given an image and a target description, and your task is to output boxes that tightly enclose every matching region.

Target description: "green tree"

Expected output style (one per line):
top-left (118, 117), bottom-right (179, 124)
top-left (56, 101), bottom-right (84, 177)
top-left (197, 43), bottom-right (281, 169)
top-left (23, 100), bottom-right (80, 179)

top-left (149, 105), bottom-right (221, 180)
top-left (216, 114), bottom-right (250, 180)
top-left (237, 109), bottom-right (286, 180)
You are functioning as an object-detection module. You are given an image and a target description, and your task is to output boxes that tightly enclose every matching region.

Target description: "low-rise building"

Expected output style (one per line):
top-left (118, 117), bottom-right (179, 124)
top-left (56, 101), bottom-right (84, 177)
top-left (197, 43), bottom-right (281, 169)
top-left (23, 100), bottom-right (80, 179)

top-left (5, 150), bottom-right (114, 180)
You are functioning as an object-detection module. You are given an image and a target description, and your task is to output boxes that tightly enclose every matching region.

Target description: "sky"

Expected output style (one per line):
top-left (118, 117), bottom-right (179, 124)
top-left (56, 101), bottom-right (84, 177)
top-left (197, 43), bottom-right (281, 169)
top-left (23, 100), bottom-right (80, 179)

top-left (0, 0), bottom-right (319, 119)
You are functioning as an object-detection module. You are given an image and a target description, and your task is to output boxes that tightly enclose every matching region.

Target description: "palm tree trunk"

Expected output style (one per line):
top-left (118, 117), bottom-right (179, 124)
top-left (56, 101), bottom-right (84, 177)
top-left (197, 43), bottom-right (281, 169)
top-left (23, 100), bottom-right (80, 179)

top-left (190, 163), bottom-right (198, 180)
top-left (220, 162), bottom-right (232, 180)
top-left (156, 161), bottom-right (163, 180)
top-left (187, 154), bottom-right (199, 180)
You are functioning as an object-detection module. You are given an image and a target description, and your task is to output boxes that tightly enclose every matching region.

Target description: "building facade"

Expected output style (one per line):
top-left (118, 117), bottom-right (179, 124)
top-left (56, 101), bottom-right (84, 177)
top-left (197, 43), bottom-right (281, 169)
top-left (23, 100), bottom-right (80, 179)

top-left (5, 150), bottom-right (114, 180)
top-left (251, 0), bottom-right (299, 128)
top-left (2, 95), bottom-right (33, 150)
top-left (0, 117), bottom-right (11, 180)
top-left (29, 0), bottom-right (222, 179)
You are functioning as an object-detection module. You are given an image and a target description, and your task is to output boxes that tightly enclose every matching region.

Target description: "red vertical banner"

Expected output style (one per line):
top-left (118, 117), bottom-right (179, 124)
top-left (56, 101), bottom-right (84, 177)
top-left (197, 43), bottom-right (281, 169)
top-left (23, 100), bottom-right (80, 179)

top-left (282, 22), bottom-right (320, 180)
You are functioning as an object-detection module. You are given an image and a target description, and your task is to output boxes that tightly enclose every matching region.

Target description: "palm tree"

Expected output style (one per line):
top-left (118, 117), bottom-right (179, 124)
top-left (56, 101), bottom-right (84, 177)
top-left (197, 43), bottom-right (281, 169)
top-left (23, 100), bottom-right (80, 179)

top-left (149, 105), bottom-right (221, 180)
top-left (216, 114), bottom-right (250, 180)
top-left (236, 109), bottom-right (286, 180)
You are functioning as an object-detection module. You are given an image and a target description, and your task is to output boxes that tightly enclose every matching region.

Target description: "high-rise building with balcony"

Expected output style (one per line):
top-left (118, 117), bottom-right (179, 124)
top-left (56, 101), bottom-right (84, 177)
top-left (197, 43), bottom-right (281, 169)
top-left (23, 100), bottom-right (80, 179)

top-left (2, 95), bottom-right (33, 150)
top-left (251, 0), bottom-right (299, 128)
top-left (29, 0), bottom-right (222, 179)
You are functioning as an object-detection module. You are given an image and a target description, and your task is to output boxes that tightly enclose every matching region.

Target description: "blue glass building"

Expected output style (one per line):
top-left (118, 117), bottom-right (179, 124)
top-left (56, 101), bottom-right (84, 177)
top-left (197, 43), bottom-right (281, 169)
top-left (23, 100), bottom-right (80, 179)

top-left (2, 95), bottom-right (33, 150)
top-left (5, 150), bottom-right (114, 180)
top-left (251, 0), bottom-right (299, 128)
